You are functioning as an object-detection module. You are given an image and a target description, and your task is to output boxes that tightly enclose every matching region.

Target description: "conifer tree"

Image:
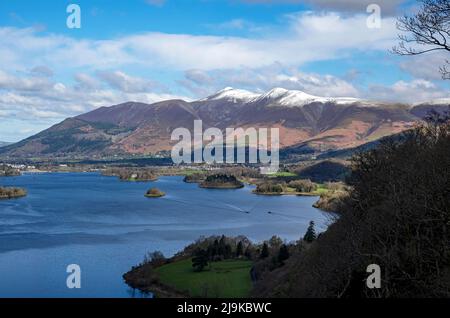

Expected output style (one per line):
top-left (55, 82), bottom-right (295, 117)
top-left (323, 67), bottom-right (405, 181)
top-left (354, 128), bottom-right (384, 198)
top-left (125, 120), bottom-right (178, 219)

top-left (303, 221), bottom-right (317, 243)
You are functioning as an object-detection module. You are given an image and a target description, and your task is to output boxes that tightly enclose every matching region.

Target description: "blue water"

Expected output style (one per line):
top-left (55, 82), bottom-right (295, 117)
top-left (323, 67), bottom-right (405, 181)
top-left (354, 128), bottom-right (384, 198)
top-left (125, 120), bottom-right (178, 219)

top-left (0, 172), bottom-right (331, 298)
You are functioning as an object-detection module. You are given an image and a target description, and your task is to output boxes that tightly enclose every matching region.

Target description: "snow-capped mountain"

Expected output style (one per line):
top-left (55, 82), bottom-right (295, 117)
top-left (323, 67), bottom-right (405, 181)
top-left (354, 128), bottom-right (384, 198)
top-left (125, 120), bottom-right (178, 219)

top-left (250, 87), bottom-right (360, 107)
top-left (203, 87), bottom-right (360, 107)
top-left (1, 87), bottom-right (448, 159)
top-left (202, 87), bottom-right (260, 102)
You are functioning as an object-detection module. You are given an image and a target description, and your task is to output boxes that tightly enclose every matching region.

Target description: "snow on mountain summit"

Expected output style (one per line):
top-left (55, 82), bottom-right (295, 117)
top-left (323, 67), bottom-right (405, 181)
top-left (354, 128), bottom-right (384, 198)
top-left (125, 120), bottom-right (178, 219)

top-left (254, 88), bottom-right (360, 107)
top-left (203, 87), bottom-right (260, 102)
top-left (201, 87), bottom-right (360, 106)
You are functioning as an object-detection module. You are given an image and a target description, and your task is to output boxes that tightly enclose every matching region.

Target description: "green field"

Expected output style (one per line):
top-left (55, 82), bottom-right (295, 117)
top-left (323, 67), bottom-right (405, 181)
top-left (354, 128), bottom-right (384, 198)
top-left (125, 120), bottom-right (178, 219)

top-left (315, 184), bottom-right (329, 195)
top-left (155, 259), bottom-right (253, 298)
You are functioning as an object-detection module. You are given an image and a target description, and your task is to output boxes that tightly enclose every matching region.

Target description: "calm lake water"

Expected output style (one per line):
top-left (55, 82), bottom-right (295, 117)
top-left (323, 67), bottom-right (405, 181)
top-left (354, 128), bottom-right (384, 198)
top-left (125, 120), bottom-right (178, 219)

top-left (0, 172), bottom-right (331, 298)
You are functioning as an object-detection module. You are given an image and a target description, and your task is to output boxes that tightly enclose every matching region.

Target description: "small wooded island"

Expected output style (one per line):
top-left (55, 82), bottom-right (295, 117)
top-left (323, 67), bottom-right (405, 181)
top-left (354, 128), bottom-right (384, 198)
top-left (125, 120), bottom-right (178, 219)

top-left (199, 174), bottom-right (244, 189)
top-left (0, 187), bottom-right (27, 200)
top-left (145, 188), bottom-right (166, 198)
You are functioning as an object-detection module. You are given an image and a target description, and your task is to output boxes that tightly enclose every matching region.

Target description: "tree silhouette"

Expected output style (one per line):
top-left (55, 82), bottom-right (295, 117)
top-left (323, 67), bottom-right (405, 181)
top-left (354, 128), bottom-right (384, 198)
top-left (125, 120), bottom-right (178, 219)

top-left (260, 242), bottom-right (269, 259)
top-left (192, 249), bottom-right (209, 272)
top-left (303, 221), bottom-right (317, 243)
top-left (278, 244), bottom-right (290, 264)
top-left (236, 241), bottom-right (244, 257)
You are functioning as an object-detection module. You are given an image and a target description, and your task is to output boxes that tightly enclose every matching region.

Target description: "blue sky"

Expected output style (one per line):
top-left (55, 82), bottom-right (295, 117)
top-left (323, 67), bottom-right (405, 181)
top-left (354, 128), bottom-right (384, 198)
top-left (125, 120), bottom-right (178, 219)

top-left (0, 0), bottom-right (449, 141)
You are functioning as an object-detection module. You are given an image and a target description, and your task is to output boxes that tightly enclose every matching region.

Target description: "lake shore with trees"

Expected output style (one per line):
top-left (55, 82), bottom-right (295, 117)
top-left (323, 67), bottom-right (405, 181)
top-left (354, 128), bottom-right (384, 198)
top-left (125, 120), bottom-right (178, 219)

top-left (123, 230), bottom-right (318, 298)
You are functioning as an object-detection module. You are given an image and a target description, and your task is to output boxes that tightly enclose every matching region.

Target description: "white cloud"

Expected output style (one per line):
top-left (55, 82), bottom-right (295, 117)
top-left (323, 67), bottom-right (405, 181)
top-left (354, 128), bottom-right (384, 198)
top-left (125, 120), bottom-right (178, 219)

top-left (0, 12), bottom-right (398, 72)
top-left (96, 70), bottom-right (162, 93)
top-left (368, 79), bottom-right (450, 103)
top-left (399, 52), bottom-right (449, 81)
top-left (181, 64), bottom-right (360, 98)
top-left (0, 70), bottom-right (189, 141)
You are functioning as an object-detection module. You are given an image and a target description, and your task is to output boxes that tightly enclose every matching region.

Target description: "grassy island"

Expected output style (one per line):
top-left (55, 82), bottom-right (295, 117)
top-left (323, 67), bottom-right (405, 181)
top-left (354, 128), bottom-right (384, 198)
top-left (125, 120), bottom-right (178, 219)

top-left (199, 174), bottom-right (244, 189)
top-left (0, 187), bottom-right (27, 200)
top-left (145, 188), bottom-right (166, 198)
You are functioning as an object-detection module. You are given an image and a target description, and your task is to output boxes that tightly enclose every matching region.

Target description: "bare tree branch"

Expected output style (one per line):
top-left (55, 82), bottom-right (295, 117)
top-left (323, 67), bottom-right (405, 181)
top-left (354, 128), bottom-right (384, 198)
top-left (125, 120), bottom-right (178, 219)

top-left (393, 0), bottom-right (450, 79)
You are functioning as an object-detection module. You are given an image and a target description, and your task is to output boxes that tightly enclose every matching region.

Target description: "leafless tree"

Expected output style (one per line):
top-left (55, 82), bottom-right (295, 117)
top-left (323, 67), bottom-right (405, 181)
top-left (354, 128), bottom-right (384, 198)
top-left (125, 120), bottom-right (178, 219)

top-left (393, 0), bottom-right (450, 79)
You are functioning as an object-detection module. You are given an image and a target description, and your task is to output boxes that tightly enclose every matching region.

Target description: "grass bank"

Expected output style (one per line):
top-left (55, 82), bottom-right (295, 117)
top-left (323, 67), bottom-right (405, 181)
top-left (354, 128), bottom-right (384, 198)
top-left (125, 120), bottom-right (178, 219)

top-left (155, 258), bottom-right (253, 298)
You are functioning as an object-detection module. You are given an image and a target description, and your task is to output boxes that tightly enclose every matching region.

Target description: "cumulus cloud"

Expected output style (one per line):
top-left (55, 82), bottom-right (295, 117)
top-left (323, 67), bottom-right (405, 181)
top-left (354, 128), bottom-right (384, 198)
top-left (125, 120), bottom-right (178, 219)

top-left (0, 12), bottom-right (398, 72)
top-left (180, 64), bottom-right (450, 104)
top-left (180, 64), bottom-right (360, 98)
top-left (399, 52), bottom-right (450, 81)
top-left (0, 70), bottom-right (188, 140)
top-left (0, 70), bottom-right (52, 91)
top-left (96, 70), bottom-right (162, 93)
top-left (368, 79), bottom-right (450, 104)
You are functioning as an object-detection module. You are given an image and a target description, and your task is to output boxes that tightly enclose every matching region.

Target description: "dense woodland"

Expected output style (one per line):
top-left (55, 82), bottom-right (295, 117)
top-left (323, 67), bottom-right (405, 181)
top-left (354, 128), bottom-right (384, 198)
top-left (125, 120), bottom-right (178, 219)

top-left (252, 117), bottom-right (450, 297)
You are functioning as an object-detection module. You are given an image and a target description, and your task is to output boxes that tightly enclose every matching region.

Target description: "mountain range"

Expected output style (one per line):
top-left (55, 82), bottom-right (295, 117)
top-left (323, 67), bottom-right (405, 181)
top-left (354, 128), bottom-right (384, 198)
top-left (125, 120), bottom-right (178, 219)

top-left (1, 87), bottom-right (448, 159)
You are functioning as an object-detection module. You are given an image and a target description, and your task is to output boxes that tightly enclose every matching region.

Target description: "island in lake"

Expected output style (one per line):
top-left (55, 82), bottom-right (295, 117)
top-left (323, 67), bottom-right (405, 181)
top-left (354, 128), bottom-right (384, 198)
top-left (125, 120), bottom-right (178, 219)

top-left (199, 174), bottom-right (244, 189)
top-left (145, 188), bottom-right (166, 198)
top-left (0, 187), bottom-right (27, 200)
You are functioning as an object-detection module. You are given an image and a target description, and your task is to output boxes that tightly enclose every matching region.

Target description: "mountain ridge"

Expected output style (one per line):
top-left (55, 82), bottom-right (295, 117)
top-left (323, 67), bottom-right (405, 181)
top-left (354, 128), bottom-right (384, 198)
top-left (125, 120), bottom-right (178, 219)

top-left (1, 87), bottom-right (448, 159)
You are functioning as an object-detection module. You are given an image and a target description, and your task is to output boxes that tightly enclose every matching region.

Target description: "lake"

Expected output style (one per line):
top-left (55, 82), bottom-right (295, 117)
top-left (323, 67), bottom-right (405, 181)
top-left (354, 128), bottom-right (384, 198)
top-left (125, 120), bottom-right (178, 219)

top-left (0, 172), bottom-right (331, 298)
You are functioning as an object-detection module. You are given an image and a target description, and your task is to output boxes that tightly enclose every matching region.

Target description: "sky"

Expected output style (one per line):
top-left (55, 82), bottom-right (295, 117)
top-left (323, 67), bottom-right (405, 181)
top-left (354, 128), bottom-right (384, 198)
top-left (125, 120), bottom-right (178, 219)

top-left (0, 0), bottom-right (449, 142)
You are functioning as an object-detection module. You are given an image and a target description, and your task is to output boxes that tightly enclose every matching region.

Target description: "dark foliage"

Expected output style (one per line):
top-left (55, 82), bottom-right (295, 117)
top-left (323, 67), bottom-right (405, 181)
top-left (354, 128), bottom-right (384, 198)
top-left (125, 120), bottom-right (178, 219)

top-left (192, 249), bottom-right (209, 272)
top-left (296, 160), bottom-right (350, 183)
top-left (278, 244), bottom-right (290, 264)
top-left (303, 221), bottom-right (317, 243)
top-left (253, 119), bottom-right (450, 297)
top-left (260, 243), bottom-right (269, 259)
